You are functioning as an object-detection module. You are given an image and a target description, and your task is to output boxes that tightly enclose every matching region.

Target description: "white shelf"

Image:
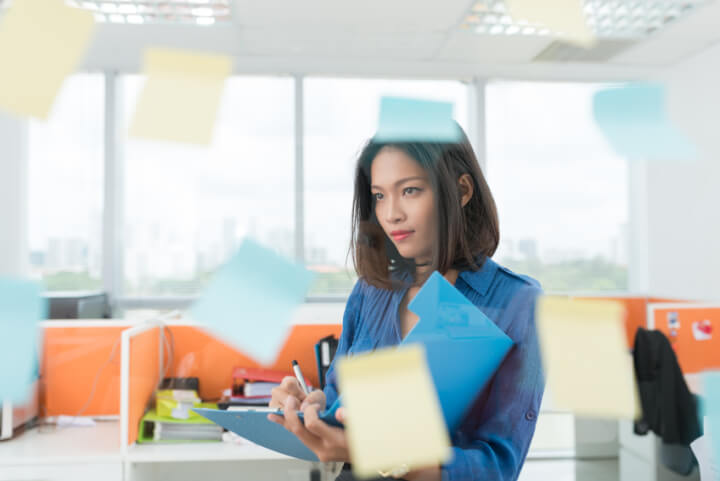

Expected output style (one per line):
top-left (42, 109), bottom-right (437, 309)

top-left (0, 421), bottom-right (121, 466)
top-left (126, 439), bottom-right (297, 463)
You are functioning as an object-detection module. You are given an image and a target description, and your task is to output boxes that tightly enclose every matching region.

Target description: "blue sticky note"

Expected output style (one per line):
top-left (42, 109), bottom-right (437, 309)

top-left (0, 278), bottom-right (46, 403)
top-left (593, 84), bottom-right (697, 161)
top-left (404, 272), bottom-right (514, 431)
top-left (703, 371), bottom-right (720, 466)
top-left (190, 238), bottom-right (315, 365)
top-left (375, 96), bottom-right (462, 143)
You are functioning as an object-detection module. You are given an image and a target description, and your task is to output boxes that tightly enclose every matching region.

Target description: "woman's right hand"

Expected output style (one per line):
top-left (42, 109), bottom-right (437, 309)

top-left (269, 376), bottom-right (327, 411)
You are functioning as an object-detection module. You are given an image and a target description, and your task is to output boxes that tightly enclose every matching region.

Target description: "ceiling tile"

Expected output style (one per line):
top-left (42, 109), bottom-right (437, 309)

top-left (434, 30), bottom-right (550, 63)
top-left (233, 0), bottom-right (474, 33)
top-left (236, 29), bottom-right (448, 60)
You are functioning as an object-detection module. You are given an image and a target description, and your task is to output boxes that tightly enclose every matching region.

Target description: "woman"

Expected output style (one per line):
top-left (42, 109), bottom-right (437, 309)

top-left (269, 126), bottom-right (545, 481)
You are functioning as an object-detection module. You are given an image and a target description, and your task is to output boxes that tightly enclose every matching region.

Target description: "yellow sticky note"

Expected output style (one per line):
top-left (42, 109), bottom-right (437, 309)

top-left (129, 48), bottom-right (232, 145)
top-left (0, 0), bottom-right (95, 119)
top-left (507, 0), bottom-right (596, 48)
top-left (537, 297), bottom-right (639, 419)
top-left (337, 345), bottom-right (451, 478)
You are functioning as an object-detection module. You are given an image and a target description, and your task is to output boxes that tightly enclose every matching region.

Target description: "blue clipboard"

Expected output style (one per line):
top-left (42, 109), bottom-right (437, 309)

top-left (193, 271), bottom-right (514, 459)
top-left (193, 400), bottom-right (342, 461)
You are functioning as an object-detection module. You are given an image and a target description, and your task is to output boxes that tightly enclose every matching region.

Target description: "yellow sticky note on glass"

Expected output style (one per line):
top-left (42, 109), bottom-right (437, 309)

top-left (507, 0), bottom-right (595, 48)
top-left (0, 0), bottom-right (95, 119)
top-left (129, 48), bottom-right (232, 145)
top-left (338, 345), bottom-right (451, 478)
top-left (537, 297), bottom-right (639, 418)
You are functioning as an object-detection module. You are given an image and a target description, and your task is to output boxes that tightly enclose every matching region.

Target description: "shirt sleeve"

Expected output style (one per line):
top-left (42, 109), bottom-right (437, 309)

top-left (322, 280), bottom-right (364, 409)
top-left (441, 285), bottom-right (545, 481)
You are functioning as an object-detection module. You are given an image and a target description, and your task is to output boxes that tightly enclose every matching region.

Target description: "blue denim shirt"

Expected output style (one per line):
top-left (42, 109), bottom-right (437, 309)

top-left (323, 257), bottom-right (545, 481)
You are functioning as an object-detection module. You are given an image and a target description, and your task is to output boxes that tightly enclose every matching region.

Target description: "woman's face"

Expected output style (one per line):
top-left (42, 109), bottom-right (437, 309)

top-left (370, 147), bottom-right (436, 265)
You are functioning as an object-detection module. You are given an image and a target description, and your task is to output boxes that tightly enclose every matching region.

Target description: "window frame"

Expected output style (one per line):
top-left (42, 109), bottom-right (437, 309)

top-left (106, 73), bottom-right (483, 309)
top-left (98, 73), bottom-right (629, 310)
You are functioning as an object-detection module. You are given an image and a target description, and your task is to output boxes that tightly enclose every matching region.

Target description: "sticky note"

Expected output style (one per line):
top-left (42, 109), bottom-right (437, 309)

top-left (375, 96), bottom-right (461, 143)
top-left (593, 84), bottom-right (697, 161)
top-left (537, 297), bottom-right (639, 418)
top-left (507, 0), bottom-right (595, 48)
top-left (129, 48), bottom-right (232, 145)
top-left (338, 345), bottom-right (451, 478)
top-left (190, 238), bottom-right (314, 364)
top-left (0, 0), bottom-right (95, 119)
top-left (0, 278), bottom-right (47, 402)
top-left (703, 371), bottom-right (720, 471)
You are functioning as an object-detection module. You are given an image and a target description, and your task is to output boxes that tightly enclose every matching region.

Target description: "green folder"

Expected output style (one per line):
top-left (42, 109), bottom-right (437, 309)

top-left (137, 405), bottom-right (222, 444)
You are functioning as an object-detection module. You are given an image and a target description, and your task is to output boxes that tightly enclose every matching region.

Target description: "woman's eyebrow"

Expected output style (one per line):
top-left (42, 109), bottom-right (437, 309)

top-left (371, 176), bottom-right (427, 190)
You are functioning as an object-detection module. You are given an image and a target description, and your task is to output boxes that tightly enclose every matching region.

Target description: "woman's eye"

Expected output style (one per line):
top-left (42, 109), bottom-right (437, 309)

top-left (403, 187), bottom-right (420, 195)
top-left (373, 192), bottom-right (384, 200)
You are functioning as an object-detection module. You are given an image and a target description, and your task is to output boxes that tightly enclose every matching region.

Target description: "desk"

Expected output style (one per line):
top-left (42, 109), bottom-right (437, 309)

top-left (0, 421), bottom-right (314, 481)
top-left (126, 436), bottom-right (313, 481)
top-left (0, 420), bottom-right (122, 481)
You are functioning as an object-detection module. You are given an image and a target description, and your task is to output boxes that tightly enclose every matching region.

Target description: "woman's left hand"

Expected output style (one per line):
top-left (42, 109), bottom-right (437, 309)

top-left (268, 395), bottom-right (350, 463)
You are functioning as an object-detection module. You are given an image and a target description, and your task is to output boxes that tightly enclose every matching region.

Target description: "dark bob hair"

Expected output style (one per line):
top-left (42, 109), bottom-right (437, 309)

top-left (350, 126), bottom-right (500, 289)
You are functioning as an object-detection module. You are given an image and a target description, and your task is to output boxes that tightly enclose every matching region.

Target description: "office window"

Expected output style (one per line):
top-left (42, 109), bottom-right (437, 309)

top-left (486, 81), bottom-right (629, 291)
top-left (304, 78), bottom-right (469, 296)
top-left (122, 75), bottom-right (294, 297)
top-left (27, 74), bottom-right (105, 291)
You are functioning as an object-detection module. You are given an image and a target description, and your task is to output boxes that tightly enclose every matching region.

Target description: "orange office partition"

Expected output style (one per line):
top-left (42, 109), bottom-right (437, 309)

top-left (41, 322), bottom-right (131, 416)
top-left (647, 303), bottom-right (720, 374)
top-left (164, 324), bottom-right (343, 402)
top-left (40, 321), bottom-right (343, 418)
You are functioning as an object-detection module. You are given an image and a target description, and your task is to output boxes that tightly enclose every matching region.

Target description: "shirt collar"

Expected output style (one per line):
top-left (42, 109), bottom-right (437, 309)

top-left (458, 255), bottom-right (498, 297)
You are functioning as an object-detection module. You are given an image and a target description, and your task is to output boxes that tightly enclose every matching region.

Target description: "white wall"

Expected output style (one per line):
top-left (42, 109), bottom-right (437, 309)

top-left (641, 43), bottom-right (720, 301)
top-left (0, 112), bottom-right (29, 277)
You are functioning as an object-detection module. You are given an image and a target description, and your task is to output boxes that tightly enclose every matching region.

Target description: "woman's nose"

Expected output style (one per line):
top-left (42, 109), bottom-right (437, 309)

top-left (384, 197), bottom-right (405, 224)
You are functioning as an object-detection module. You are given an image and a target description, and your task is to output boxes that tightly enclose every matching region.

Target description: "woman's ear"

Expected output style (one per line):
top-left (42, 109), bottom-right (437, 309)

top-left (458, 173), bottom-right (474, 207)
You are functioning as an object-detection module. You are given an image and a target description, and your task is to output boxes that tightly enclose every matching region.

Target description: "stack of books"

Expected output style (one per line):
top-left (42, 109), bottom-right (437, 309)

top-left (218, 367), bottom-right (290, 408)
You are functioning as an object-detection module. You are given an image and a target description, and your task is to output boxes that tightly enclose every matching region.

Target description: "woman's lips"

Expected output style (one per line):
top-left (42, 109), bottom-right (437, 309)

top-left (391, 231), bottom-right (413, 241)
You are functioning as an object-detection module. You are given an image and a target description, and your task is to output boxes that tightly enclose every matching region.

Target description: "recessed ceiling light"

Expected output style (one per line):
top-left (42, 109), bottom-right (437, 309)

top-left (462, 0), bottom-right (713, 40)
top-left (62, 0), bottom-right (232, 24)
top-left (196, 16), bottom-right (215, 25)
top-left (489, 24), bottom-right (505, 34)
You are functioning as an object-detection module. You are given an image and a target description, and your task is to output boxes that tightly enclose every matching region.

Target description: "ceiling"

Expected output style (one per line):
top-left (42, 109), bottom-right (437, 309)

top-left (80, 0), bottom-right (720, 81)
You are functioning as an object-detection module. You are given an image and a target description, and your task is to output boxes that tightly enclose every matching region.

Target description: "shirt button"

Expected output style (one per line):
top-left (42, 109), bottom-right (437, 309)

top-left (525, 411), bottom-right (536, 421)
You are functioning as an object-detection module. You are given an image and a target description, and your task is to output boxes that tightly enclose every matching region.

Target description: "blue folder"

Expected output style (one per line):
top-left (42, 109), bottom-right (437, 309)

top-left (404, 271), bottom-right (514, 431)
top-left (194, 271), bottom-right (514, 460)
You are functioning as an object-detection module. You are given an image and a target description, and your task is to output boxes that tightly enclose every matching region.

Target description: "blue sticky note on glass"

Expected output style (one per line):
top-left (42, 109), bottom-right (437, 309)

top-left (593, 84), bottom-right (697, 161)
top-left (190, 238), bottom-right (315, 365)
top-left (702, 371), bottom-right (720, 467)
top-left (0, 278), bottom-right (46, 403)
top-left (375, 96), bottom-right (462, 143)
